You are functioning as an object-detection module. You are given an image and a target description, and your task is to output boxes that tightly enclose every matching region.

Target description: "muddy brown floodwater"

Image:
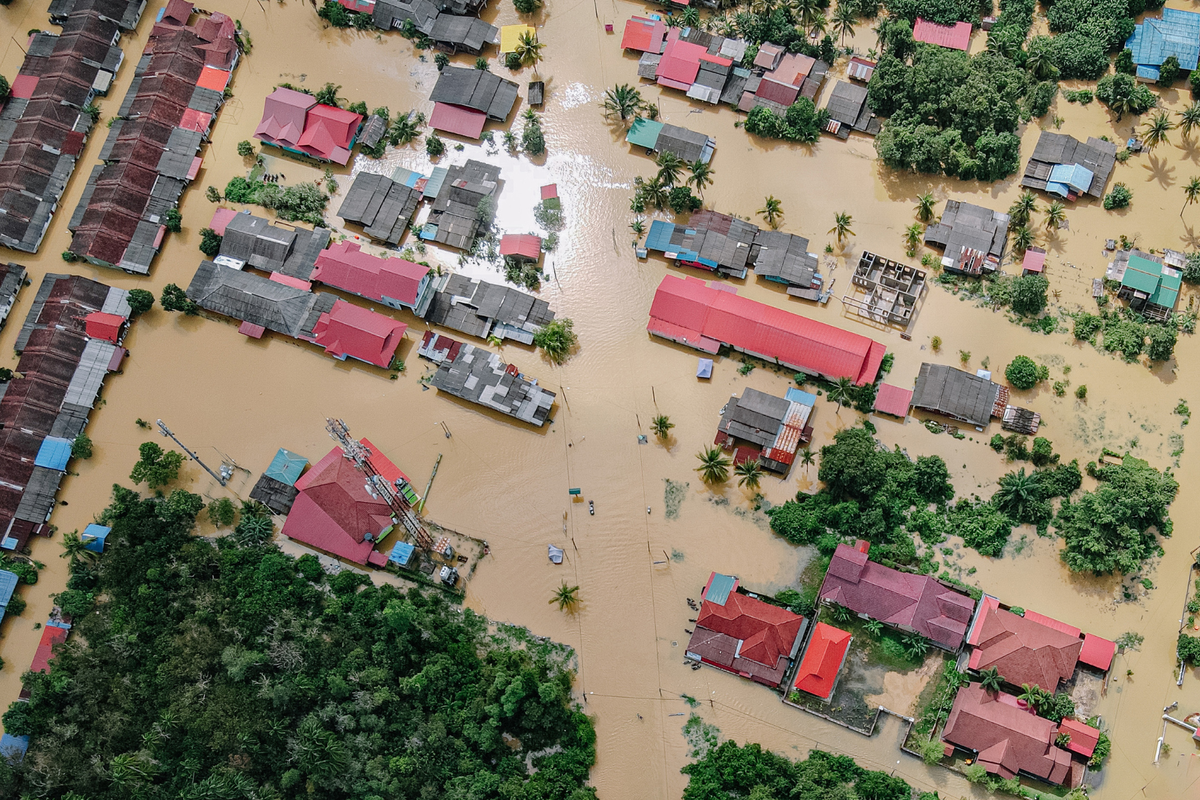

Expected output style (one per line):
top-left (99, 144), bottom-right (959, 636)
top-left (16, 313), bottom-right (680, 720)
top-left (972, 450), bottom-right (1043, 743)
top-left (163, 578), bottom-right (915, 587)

top-left (4, 0), bottom-right (1200, 796)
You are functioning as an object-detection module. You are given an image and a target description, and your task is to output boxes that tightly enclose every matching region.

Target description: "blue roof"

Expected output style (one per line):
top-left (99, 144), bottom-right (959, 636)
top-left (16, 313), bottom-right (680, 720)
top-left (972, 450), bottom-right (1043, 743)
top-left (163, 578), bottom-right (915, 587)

top-left (34, 437), bottom-right (72, 471)
top-left (785, 387), bottom-right (818, 407)
top-left (265, 448), bottom-right (308, 486)
top-left (1127, 8), bottom-right (1200, 70)
top-left (0, 570), bottom-right (18, 612)
top-left (45, 619), bottom-right (71, 630)
top-left (705, 572), bottom-right (737, 606)
top-left (1047, 163), bottom-right (1094, 195)
top-left (390, 165), bottom-right (426, 188)
top-left (1136, 65), bottom-right (1161, 81)
top-left (82, 523), bottom-right (110, 554)
top-left (0, 733), bottom-right (29, 762)
top-left (422, 166), bottom-right (449, 199)
top-left (0, 538), bottom-right (15, 552)
top-left (697, 358), bottom-right (713, 378)
top-left (645, 219), bottom-right (676, 252)
top-left (389, 541), bottom-right (415, 566)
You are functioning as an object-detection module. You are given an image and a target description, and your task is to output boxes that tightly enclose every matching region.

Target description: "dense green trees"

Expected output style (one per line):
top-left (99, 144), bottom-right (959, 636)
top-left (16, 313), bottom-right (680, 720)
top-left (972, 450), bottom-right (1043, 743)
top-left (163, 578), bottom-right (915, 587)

top-left (1097, 73), bottom-right (1156, 120)
top-left (0, 485), bottom-right (596, 799)
top-left (885, 0), bottom-right (989, 24)
top-left (126, 288), bottom-right (154, 317)
top-left (743, 99), bottom-right (829, 144)
top-left (129, 442), bottom-right (184, 489)
top-left (533, 318), bottom-right (577, 364)
top-left (1010, 274), bottom-right (1049, 316)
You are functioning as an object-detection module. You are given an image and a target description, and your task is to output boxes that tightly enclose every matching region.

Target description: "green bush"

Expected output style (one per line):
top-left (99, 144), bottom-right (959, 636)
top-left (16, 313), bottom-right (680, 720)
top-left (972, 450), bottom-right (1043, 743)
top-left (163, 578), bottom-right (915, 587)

top-left (1104, 182), bottom-right (1132, 210)
top-left (1005, 355), bottom-right (1040, 389)
top-left (1096, 73), bottom-right (1156, 119)
top-left (71, 434), bottom-right (93, 460)
top-left (1158, 55), bottom-right (1181, 86)
top-left (744, 99), bottom-right (829, 144)
top-left (426, 132), bottom-right (445, 157)
top-left (1010, 274), bottom-right (1048, 316)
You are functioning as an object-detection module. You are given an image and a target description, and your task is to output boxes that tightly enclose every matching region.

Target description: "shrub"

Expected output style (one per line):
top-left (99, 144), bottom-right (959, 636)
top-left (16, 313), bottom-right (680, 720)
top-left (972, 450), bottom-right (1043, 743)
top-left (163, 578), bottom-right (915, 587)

top-left (1073, 312), bottom-right (1103, 340)
top-left (435, 52), bottom-right (449, 71)
top-left (1158, 55), bottom-right (1181, 86)
top-left (126, 289), bottom-right (154, 317)
top-left (1005, 355), bottom-right (1040, 389)
top-left (1104, 182), bottom-right (1132, 210)
top-left (522, 113), bottom-right (546, 155)
top-left (514, 0), bottom-right (542, 11)
top-left (164, 207), bottom-right (182, 233)
top-left (533, 318), bottom-right (578, 364)
top-left (505, 51), bottom-right (522, 70)
top-left (199, 227), bottom-right (223, 258)
top-left (426, 132), bottom-right (445, 157)
top-left (71, 434), bottom-right (93, 460)
top-left (1076, 384), bottom-right (1087, 399)
top-left (236, 140), bottom-right (254, 157)
top-left (1010, 274), bottom-right (1048, 316)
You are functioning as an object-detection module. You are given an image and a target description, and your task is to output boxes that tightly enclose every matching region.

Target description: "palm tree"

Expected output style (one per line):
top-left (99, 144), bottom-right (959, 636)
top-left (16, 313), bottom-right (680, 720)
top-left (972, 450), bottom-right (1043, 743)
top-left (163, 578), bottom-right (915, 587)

top-left (1180, 103), bottom-right (1200, 139)
top-left (1007, 191), bottom-right (1038, 227)
top-left (643, 175), bottom-right (669, 210)
top-left (987, 32), bottom-right (1018, 59)
top-left (904, 223), bottom-right (922, 254)
top-left (799, 448), bottom-right (816, 473)
top-left (1018, 683), bottom-right (1046, 711)
top-left (656, 150), bottom-right (685, 186)
top-left (313, 82), bottom-right (343, 107)
top-left (687, 160), bottom-right (714, 197)
top-left (903, 635), bottom-right (929, 660)
top-left (695, 446), bottom-right (732, 483)
top-left (629, 218), bottom-right (646, 236)
top-left (550, 582), bottom-right (580, 612)
top-left (758, 195), bottom-right (784, 229)
top-left (1183, 177), bottom-right (1200, 218)
top-left (827, 376), bottom-right (853, 412)
top-left (735, 459), bottom-right (763, 491)
top-left (388, 111), bottom-right (424, 146)
top-left (792, 0), bottom-right (822, 34)
top-left (979, 666), bottom-right (1004, 695)
top-left (1142, 110), bottom-right (1175, 151)
top-left (681, 6), bottom-right (700, 27)
top-left (831, 3), bottom-right (855, 46)
top-left (1025, 46), bottom-right (1057, 81)
top-left (808, 13), bottom-right (828, 39)
top-left (1044, 200), bottom-right (1066, 231)
top-left (1011, 225), bottom-right (1035, 253)
top-left (915, 192), bottom-right (936, 223)
top-left (993, 468), bottom-right (1040, 521)
top-left (651, 414), bottom-right (674, 439)
top-left (602, 83), bottom-right (643, 122)
top-left (60, 529), bottom-right (96, 562)
top-left (514, 31), bottom-right (544, 70)
top-left (830, 212), bottom-right (854, 244)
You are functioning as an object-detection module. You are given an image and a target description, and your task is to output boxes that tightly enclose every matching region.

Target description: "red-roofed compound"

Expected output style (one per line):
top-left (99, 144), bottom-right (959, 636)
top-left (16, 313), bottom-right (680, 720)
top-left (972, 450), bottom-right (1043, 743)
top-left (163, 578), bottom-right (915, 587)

top-left (686, 572), bottom-right (804, 688)
top-left (943, 685), bottom-right (1074, 785)
top-left (1022, 246), bottom-right (1046, 275)
top-left (312, 241), bottom-right (432, 313)
top-left (913, 18), bottom-right (973, 51)
top-left (1057, 718), bottom-right (1101, 758)
top-left (84, 311), bottom-right (125, 343)
top-left (647, 275), bottom-right (886, 385)
top-left (255, 88), bottom-right (363, 165)
top-left (309, 299), bottom-right (406, 369)
top-left (30, 625), bottom-right (68, 674)
top-left (281, 446), bottom-right (399, 565)
top-left (967, 597), bottom-right (1083, 691)
top-left (820, 543), bottom-right (976, 650)
top-left (499, 233), bottom-right (542, 261)
top-left (656, 28), bottom-right (707, 90)
top-left (793, 622), bottom-right (852, 700)
top-left (621, 16), bottom-right (667, 54)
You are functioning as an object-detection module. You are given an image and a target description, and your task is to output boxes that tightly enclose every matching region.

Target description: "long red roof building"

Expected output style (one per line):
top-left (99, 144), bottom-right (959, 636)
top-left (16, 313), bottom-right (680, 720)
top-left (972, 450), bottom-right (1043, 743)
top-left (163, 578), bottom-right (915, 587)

top-left (647, 275), bottom-right (886, 385)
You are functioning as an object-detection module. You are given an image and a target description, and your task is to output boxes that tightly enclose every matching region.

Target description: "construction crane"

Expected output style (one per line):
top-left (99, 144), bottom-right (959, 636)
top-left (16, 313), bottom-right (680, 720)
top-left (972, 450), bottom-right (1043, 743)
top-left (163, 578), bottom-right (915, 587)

top-left (325, 418), bottom-right (434, 550)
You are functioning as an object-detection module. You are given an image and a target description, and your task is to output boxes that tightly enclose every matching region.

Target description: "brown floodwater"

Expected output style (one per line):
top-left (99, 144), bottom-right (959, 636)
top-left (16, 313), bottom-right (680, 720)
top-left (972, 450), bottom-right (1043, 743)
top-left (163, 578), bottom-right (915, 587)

top-left (4, 0), bottom-right (1200, 796)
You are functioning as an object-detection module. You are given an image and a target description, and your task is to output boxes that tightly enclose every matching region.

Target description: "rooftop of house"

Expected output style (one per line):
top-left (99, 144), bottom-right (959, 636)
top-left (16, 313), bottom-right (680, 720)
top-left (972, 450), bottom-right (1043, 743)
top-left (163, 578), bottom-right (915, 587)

top-left (499, 233), bottom-right (543, 261)
top-left (312, 241), bottom-right (429, 308)
top-left (966, 597), bottom-right (1083, 692)
top-left (430, 15), bottom-right (497, 53)
top-left (621, 15), bottom-right (668, 53)
top-left (215, 211), bottom-right (331, 279)
top-left (337, 172), bottom-right (422, 246)
top-left (1118, 251), bottom-right (1181, 310)
top-left (1057, 718), bottom-right (1101, 759)
top-left (430, 342), bottom-right (556, 426)
top-left (792, 622), bottom-right (851, 700)
top-left (820, 542), bottom-right (977, 650)
top-left (911, 362), bottom-right (1002, 428)
top-left (424, 273), bottom-right (554, 343)
top-left (873, 383), bottom-right (913, 417)
top-left (943, 684), bottom-right (1073, 785)
top-left (1022, 132), bottom-right (1116, 199)
top-left (716, 386), bottom-right (814, 469)
top-left (913, 18), bottom-right (972, 51)
top-left (185, 260), bottom-right (330, 338)
top-left (922, 200), bottom-right (1010, 274)
top-left (1126, 8), bottom-right (1200, 74)
top-left (750, 229), bottom-right (819, 288)
top-left (428, 66), bottom-right (519, 122)
top-left (422, 159), bottom-right (501, 249)
top-left (309, 299), bottom-right (406, 368)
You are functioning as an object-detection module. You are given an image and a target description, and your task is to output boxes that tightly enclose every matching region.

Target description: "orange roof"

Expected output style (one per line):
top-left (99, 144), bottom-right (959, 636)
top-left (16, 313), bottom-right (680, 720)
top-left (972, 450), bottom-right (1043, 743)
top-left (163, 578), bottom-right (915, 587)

top-left (196, 65), bottom-right (230, 91)
top-left (1057, 718), bottom-right (1100, 758)
top-left (793, 622), bottom-right (851, 699)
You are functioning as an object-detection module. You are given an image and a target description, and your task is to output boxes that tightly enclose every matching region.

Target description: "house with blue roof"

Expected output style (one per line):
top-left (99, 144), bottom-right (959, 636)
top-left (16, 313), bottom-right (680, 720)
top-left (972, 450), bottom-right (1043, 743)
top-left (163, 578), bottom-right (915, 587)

top-left (0, 569), bottom-right (19, 622)
top-left (389, 540), bottom-right (415, 567)
top-left (33, 437), bottom-right (73, 472)
top-left (1046, 163), bottom-right (1095, 199)
top-left (81, 523), bottom-right (110, 554)
top-left (1126, 8), bottom-right (1200, 81)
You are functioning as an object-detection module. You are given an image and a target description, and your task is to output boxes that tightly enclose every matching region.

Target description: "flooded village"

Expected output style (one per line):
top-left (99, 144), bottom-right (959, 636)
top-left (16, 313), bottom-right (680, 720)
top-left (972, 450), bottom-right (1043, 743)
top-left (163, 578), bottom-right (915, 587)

top-left (3, 0), bottom-right (1200, 797)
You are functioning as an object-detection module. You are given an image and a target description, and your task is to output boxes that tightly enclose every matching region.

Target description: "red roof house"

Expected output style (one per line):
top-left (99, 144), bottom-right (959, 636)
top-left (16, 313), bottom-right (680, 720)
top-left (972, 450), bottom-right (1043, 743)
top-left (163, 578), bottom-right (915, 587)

top-left (656, 28), bottom-right (706, 90)
top-left (30, 625), bottom-right (68, 674)
top-left (1022, 246), bottom-right (1046, 275)
top-left (312, 241), bottom-right (431, 312)
top-left (84, 311), bottom-right (125, 343)
top-left (430, 102), bottom-right (488, 140)
top-left (820, 542), bottom-right (976, 650)
top-left (281, 446), bottom-right (399, 565)
top-left (872, 383), bottom-right (913, 418)
top-left (648, 275), bottom-right (887, 386)
top-left (943, 684), bottom-right (1073, 785)
top-left (793, 622), bottom-right (851, 700)
top-left (309, 299), bottom-right (407, 368)
top-left (913, 18), bottom-right (973, 51)
top-left (1057, 718), bottom-right (1100, 758)
top-left (255, 88), bottom-right (362, 164)
top-left (254, 87), bottom-right (315, 147)
top-left (621, 16), bottom-right (667, 54)
top-left (499, 233), bottom-right (542, 261)
top-left (686, 571), bottom-right (804, 687)
top-left (1079, 633), bottom-right (1116, 672)
top-left (967, 597), bottom-right (1083, 691)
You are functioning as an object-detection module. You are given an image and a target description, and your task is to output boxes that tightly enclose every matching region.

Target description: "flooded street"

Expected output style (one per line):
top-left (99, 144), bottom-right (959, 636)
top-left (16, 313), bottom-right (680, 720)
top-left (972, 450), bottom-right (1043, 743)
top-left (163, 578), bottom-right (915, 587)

top-left (3, 0), bottom-right (1200, 796)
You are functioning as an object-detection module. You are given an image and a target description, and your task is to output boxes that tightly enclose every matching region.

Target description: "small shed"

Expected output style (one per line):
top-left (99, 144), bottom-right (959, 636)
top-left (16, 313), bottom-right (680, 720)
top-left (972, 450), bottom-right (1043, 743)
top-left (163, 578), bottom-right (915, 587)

top-left (34, 437), bottom-right (73, 471)
top-left (1080, 632), bottom-right (1116, 672)
top-left (390, 540), bottom-right (415, 566)
top-left (265, 448), bottom-right (309, 486)
top-left (528, 80), bottom-right (544, 106)
top-left (500, 233), bottom-right (543, 261)
top-left (697, 358), bottom-right (713, 379)
top-left (84, 311), bottom-right (125, 342)
top-left (873, 383), bottom-right (913, 418)
top-left (81, 523), bottom-right (110, 553)
top-left (1022, 246), bottom-right (1046, 275)
top-left (540, 183), bottom-right (560, 209)
top-left (846, 56), bottom-right (876, 83)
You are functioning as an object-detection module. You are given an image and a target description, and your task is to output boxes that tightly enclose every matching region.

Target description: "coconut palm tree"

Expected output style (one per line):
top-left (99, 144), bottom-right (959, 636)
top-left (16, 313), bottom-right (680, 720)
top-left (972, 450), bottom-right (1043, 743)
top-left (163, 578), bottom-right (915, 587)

top-left (979, 666), bottom-right (1004, 695)
top-left (642, 175), bottom-right (669, 210)
top-left (915, 192), bottom-right (936, 223)
top-left (904, 223), bottom-right (922, 254)
top-left (695, 446), bottom-right (732, 483)
top-left (1024, 45), bottom-right (1057, 81)
top-left (1183, 177), bottom-right (1200, 218)
top-left (550, 582), bottom-right (581, 612)
top-left (651, 414), bottom-right (674, 439)
top-left (1011, 225), bottom-right (1035, 253)
top-left (602, 83), bottom-right (643, 122)
top-left (792, 0), bottom-right (823, 34)
top-left (1044, 200), bottom-right (1066, 231)
top-left (514, 31), bottom-right (544, 70)
top-left (829, 212), bottom-right (854, 244)
top-left (758, 195), bottom-right (784, 229)
top-left (1018, 683), bottom-right (1046, 711)
top-left (831, 3), bottom-right (856, 46)
top-left (687, 160), bottom-right (714, 197)
top-left (1180, 103), bottom-right (1200, 139)
top-left (993, 468), bottom-right (1040, 521)
top-left (987, 31), bottom-right (1018, 59)
top-left (735, 459), bottom-right (763, 491)
top-left (1142, 110), bottom-right (1175, 151)
top-left (681, 6), bottom-right (700, 27)
top-left (656, 151), bottom-right (685, 186)
top-left (808, 13), bottom-right (828, 39)
top-left (388, 111), bottom-right (424, 146)
top-left (60, 529), bottom-right (97, 563)
top-left (1007, 191), bottom-right (1038, 227)
top-left (827, 376), bottom-right (853, 412)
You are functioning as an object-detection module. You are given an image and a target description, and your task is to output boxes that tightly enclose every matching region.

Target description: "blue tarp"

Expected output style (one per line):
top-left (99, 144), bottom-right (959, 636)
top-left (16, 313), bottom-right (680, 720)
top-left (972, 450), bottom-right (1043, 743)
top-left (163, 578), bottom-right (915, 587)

top-left (697, 358), bottom-right (713, 378)
top-left (0, 733), bottom-right (29, 762)
top-left (264, 448), bottom-right (308, 486)
top-left (82, 523), bottom-right (110, 554)
top-left (705, 572), bottom-right (737, 606)
top-left (785, 388), bottom-right (818, 407)
top-left (1047, 163), bottom-right (1094, 197)
top-left (34, 437), bottom-right (72, 471)
top-left (645, 219), bottom-right (676, 252)
top-left (0, 538), bottom-right (15, 552)
top-left (389, 541), bottom-right (415, 566)
top-left (46, 619), bottom-right (71, 630)
top-left (1127, 8), bottom-right (1200, 70)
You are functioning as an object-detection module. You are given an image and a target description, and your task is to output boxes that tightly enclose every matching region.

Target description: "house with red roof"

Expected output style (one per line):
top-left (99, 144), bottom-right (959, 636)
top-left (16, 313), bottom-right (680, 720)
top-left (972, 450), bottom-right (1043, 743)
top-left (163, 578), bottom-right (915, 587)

top-left (84, 311), bottom-right (126, 343)
top-left (966, 597), bottom-right (1084, 691)
top-left (656, 28), bottom-right (707, 90)
top-left (621, 16), bottom-right (667, 54)
top-left (1057, 718), bottom-right (1100, 759)
top-left (307, 299), bottom-right (406, 369)
top-left (280, 446), bottom-right (399, 566)
top-left (499, 234), bottom-right (542, 262)
top-left (647, 275), bottom-right (886, 386)
top-left (820, 542), bottom-right (976, 650)
top-left (254, 87), bottom-right (363, 165)
top-left (913, 18), bottom-right (973, 51)
top-left (942, 684), bottom-right (1075, 786)
top-left (686, 572), bottom-right (805, 688)
top-left (311, 241), bottom-right (434, 316)
top-left (792, 622), bottom-right (851, 700)
top-left (30, 625), bottom-right (68, 674)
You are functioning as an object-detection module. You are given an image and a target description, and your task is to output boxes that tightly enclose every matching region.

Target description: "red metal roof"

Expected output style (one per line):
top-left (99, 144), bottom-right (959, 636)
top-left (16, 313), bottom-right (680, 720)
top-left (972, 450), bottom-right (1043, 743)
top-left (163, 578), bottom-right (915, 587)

top-left (690, 587), bottom-right (803, 686)
top-left (10, 75), bottom-right (38, 100)
top-left (913, 18), bottom-right (973, 51)
top-left (238, 320), bottom-right (266, 338)
top-left (429, 102), bottom-right (487, 139)
top-left (656, 29), bottom-right (705, 86)
top-left (268, 272), bottom-right (311, 290)
top-left (84, 312), bottom-right (124, 342)
top-left (793, 622), bottom-right (851, 700)
top-left (756, 77), bottom-right (800, 107)
top-left (540, 183), bottom-right (558, 200)
top-left (179, 108), bottom-right (212, 133)
top-left (311, 299), bottom-right (406, 368)
top-left (1022, 246), bottom-right (1046, 274)
top-left (255, 87), bottom-right (315, 146)
top-left (282, 447), bottom-right (395, 564)
top-left (621, 16), bottom-right (667, 53)
top-left (208, 207), bottom-right (237, 235)
top-left (648, 275), bottom-right (886, 385)
top-left (296, 104), bottom-right (362, 165)
top-left (312, 241), bottom-right (428, 307)
top-left (196, 65), bottom-right (230, 91)
top-left (499, 233), bottom-right (542, 260)
top-left (360, 437), bottom-right (411, 485)
top-left (30, 625), bottom-right (67, 674)
top-left (1057, 718), bottom-right (1100, 758)
top-left (1079, 633), bottom-right (1116, 671)
top-left (873, 383), bottom-right (913, 417)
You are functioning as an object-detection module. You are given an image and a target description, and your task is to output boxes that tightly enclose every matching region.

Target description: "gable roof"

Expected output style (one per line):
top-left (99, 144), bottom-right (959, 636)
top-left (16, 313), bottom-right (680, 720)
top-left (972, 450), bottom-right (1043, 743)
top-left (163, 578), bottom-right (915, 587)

top-left (1126, 8), bottom-right (1200, 70)
top-left (185, 260), bottom-right (326, 337)
top-left (30, 625), bottom-right (68, 674)
top-left (621, 16), bottom-right (667, 53)
top-left (254, 87), bottom-right (316, 143)
top-left (911, 363), bottom-right (1002, 428)
top-left (943, 684), bottom-right (1072, 784)
top-left (1057, 718), bottom-right (1100, 758)
top-left (873, 383), bottom-right (913, 417)
top-left (966, 598), bottom-right (1083, 691)
top-left (1022, 131), bottom-right (1116, 199)
top-left (499, 233), bottom-right (542, 260)
top-left (656, 27), bottom-right (707, 88)
top-left (913, 18), bottom-right (972, 51)
top-left (1079, 633), bottom-right (1115, 672)
top-left (84, 311), bottom-right (125, 342)
top-left (312, 241), bottom-right (428, 308)
top-left (430, 102), bottom-right (487, 139)
top-left (429, 66), bottom-right (519, 121)
top-left (295, 104), bottom-right (361, 165)
top-left (309, 299), bottom-right (406, 368)
top-left (793, 622), bottom-right (851, 699)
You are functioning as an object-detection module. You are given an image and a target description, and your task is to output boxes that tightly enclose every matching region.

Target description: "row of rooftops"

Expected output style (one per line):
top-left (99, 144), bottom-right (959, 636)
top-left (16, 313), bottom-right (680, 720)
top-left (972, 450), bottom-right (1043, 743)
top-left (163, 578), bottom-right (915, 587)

top-left (427, 66), bottom-right (520, 140)
top-left (66, 3), bottom-right (239, 274)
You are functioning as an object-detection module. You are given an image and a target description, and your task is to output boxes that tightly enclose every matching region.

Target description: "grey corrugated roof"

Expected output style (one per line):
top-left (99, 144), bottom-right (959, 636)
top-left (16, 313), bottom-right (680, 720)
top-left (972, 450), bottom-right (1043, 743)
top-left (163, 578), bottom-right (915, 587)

top-left (750, 230), bottom-right (818, 287)
top-left (186, 260), bottom-right (324, 337)
top-left (250, 474), bottom-right (299, 515)
top-left (655, 123), bottom-right (710, 163)
top-left (926, 201), bottom-right (1010, 271)
top-left (189, 86), bottom-right (224, 115)
top-left (338, 172), bottom-right (420, 245)
top-left (429, 15), bottom-right (497, 53)
top-left (431, 342), bottom-right (555, 426)
top-left (718, 387), bottom-right (789, 448)
top-left (429, 66), bottom-right (519, 121)
top-left (14, 467), bottom-right (62, 525)
top-left (825, 81), bottom-right (868, 127)
top-left (1022, 131), bottom-right (1117, 198)
top-left (911, 363), bottom-right (1000, 428)
top-left (359, 115), bottom-right (386, 149)
top-left (423, 273), bottom-right (553, 341)
top-left (155, 127), bottom-right (203, 179)
top-left (64, 339), bottom-right (119, 407)
top-left (48, 403), bottom-right (90, 441)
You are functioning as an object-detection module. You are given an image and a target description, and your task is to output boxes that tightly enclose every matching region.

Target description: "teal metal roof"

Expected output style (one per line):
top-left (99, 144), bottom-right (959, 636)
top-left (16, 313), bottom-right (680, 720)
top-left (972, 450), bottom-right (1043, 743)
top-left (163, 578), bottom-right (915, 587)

top-left (389, 541), bottom-right (415, 566)
top-left (626, 117), bottom-right (664, 150)
top-left (645, 219), bottom-right (675, 252)
top-left (1122, 254), bottom-right (1163, 294)
top-left (705, 572), bottom-right (737, 605)
top-left (1151, 266), bottom-right (1182, 310)
top-left (265, 448), bottom-right (308, 486)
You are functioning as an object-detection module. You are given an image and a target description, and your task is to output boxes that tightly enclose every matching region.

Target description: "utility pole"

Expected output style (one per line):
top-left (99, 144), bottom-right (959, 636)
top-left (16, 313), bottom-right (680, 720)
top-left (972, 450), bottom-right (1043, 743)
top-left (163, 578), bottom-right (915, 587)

top-left (156, 419), bottom-right (230, 486)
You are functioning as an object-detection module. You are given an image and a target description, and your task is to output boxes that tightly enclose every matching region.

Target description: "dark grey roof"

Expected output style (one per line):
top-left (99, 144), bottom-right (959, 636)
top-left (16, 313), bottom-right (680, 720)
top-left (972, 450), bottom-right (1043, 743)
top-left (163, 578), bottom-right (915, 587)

top-left (0, 263), bottom-right (27, 331)
top-left (638, 53), bottom-right (661, 80)
top-left (911, 363), bottom-right (1000, 428)
top-left (655, 123), bottom-right (712, 164)
top-left (189, 86), bottom-right (225, 115)
top-left (359, 114), bottom-right (386, 149)
top-left (373, 0), bottom-right (440, 31)
top-left (825, 80), bottom-right (877, 134)
top-left (431, 342), bottom-right (556, 426)
top-left (221, 213), bottom-right (297, 269)
top-left (155, 127), bottom-right (204, 180)
top-left (1021, 131), bottom-right (1117, 198)
top-left (27, 32), bottom-right (59, 59)
top-left (429, 66), bottom-right (519, 121)
top-left (15, 273), bottom-right (115, 352)
top-left (49, 0), bottom-right (144, 29)
top-left (338, 172), bottom-right (421, 245)
top-left (751, 230), bottom-right (818, 287)
top-left (48, 402), bottom-right (90, 442)
top-left (922, 200), bottom-right (1009, 274)
top-left (429, 15), bottom-right (497, 54)
top-left (720, 67), bottom-right (751, 106)
top-left (717, 387), bottom-right (788, 448)
top-left (424, 159), bottom-right (500, 250)
top-left (436, 0), bottom-right (488, 15)
top-left (665, 211), bottom-right (758, 279)
top-left (186, 260), bottom-right (326, 337)
top-left (250, 474), bottom-right (299, 515)
top-left (423, 273), bottom-right (554, 343)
